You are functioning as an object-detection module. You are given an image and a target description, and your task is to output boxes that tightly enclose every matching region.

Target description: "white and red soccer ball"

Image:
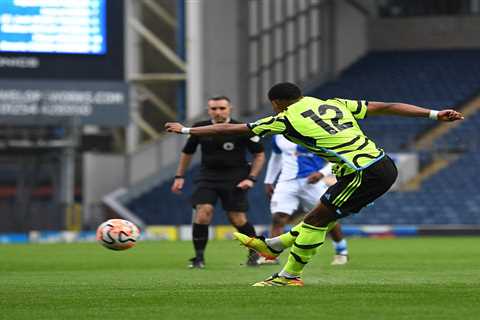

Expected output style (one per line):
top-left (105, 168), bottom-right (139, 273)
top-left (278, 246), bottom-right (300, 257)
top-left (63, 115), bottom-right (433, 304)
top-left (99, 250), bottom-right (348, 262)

top-left (96, 219), bottom-right (140, 250)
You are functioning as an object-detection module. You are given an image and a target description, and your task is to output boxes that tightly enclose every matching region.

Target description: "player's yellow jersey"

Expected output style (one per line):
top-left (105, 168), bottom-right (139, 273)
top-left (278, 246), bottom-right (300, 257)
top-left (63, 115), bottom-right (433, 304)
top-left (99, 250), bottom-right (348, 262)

top-left (247, 96), bottom-right (384, 177)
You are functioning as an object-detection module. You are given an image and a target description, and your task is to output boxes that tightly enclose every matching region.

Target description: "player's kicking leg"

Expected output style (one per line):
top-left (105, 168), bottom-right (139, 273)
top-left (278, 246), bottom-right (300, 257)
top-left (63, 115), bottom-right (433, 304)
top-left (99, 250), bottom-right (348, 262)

top-left (252, 203), bottom-right (337, 287)
top-left (252, 156), bottom-right (398, 286)
top-left (233, 232), bottom-right (283, 260)
top-left (256, 212), bottom-right (289, 265)
top-left (234, 213), bottom-right (301, 261)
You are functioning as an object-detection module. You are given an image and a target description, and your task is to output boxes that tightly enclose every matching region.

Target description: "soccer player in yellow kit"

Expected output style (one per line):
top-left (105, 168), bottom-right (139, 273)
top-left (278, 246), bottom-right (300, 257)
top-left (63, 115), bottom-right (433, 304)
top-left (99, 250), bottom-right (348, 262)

top-left (165, 82), bottom-right (464, 286)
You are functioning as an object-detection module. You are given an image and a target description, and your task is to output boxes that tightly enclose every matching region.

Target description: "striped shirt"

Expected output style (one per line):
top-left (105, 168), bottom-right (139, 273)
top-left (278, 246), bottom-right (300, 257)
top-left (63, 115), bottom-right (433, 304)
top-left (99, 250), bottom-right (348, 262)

top-left (247, 96), bottom-right (384, 177)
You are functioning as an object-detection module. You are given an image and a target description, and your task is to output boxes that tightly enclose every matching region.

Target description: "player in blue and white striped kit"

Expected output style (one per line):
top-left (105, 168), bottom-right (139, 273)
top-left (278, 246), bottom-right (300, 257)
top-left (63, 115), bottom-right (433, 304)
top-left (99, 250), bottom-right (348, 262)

top-left (262, 135), bottom-right (348, 265)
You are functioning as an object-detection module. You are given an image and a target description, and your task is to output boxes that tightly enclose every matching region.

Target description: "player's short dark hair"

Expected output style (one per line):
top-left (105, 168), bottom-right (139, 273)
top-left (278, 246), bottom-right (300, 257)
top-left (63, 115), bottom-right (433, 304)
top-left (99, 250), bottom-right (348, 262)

top-left (208, 95), bottom-right (231, 103)
top-left (267, 82), bottom-right (302, 101)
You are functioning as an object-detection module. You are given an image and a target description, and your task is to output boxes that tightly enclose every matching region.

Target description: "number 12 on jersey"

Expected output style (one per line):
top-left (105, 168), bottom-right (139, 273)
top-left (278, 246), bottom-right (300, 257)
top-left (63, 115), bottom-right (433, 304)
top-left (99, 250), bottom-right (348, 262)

top-left (301, 104), bottom-right (353, 135)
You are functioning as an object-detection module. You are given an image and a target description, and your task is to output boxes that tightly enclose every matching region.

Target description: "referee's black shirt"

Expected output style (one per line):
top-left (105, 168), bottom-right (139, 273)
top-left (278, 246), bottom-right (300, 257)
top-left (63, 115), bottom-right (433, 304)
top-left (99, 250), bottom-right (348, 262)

top-left (182, 119), bottom-right (264, 182)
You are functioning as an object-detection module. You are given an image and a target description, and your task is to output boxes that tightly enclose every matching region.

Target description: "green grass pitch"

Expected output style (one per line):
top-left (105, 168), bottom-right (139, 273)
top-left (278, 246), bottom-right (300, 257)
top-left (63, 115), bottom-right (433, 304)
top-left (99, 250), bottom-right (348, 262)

top-left (1, 237), bottom-right (479, 320)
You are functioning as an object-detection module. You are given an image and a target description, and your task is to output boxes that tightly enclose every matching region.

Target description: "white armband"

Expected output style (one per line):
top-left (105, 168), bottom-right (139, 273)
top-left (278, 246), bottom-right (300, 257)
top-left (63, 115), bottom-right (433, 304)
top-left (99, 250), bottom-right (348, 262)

top-left (181, 127), bottom-right (191, 134)
top-left (429, 110), bottom-right (439, 120)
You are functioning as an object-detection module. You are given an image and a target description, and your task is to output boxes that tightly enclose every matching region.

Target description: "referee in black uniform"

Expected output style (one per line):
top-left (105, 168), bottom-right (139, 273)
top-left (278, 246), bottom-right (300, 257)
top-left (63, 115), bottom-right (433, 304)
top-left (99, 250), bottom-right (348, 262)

top-left (171, 96), bottom-right (266, 268)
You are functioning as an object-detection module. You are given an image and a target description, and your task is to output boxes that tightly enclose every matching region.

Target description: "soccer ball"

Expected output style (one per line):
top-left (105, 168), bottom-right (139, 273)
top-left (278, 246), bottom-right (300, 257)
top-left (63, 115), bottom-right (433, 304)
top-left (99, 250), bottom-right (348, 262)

top-left (96, 219), bottom-right (140, 250)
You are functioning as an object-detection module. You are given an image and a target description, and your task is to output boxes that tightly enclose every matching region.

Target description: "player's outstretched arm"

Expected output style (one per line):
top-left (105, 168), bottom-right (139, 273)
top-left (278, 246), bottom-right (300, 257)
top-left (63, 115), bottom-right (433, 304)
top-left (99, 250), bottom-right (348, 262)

top-left (165, 122), bottom-right (250, 135)
top-left (367, 102), bottom-right (464, 121)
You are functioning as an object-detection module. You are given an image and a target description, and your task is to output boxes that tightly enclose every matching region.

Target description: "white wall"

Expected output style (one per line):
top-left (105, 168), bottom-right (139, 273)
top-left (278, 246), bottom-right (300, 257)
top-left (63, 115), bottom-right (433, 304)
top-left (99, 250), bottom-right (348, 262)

top-left (127, 134), bottom-right (188, 185)
top-left (186, 0), bottom-right (203, 120)
top-left (334, 0), bottom-right (369, 73)
top-left (187, 0), bottom-right (248, 119)
top-left (82, 153), bottom-right (125, 226)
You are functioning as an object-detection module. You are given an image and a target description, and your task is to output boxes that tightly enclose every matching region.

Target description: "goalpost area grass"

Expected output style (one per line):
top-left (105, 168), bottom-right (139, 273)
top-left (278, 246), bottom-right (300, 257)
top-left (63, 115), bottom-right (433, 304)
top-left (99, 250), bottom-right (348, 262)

top-left (1, 237), bottom-right (479, 320)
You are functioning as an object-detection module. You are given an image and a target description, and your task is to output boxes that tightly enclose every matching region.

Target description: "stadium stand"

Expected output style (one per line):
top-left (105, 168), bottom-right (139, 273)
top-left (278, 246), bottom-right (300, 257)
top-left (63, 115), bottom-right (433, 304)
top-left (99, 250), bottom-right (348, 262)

top-left (128, 50), bottom-right (480, 225)
top-left (435, 111), bottom-right (480, 151)
top-left (311, 50), bottom-right (480, 151)
top-left (346, 151), bottom-right (480, 225)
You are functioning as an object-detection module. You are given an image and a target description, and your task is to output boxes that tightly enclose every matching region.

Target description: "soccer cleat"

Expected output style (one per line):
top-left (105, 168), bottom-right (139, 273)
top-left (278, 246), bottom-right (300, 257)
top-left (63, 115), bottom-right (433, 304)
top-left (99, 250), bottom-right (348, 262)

top-left (257, 256), bottom-right (280, 265)
top-left (331, 254), bottom-right (348, 265)
top-left (252, 273), bottom-right (304, 287)
top-left (188, 257), bottom-right (205, 269)
top-left (233, 232), bottom-right (282, 260)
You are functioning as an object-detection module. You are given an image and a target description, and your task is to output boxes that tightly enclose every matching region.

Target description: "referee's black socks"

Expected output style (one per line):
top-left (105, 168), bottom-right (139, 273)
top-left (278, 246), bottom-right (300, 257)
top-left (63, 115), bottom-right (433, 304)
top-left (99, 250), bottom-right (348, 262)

top-left (192, 223), bottom-right (209, 259)
top-left (236, 222), bottom-right (259, 260)
top-left (236, 222), bottom-right (256, 237)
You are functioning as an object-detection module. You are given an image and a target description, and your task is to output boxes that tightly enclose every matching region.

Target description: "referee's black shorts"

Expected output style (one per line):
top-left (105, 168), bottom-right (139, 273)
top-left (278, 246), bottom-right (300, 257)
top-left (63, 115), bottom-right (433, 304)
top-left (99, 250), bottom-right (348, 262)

top-left (321, 155), bottom-right (398, 218)
top-left (191, 180), bottom-right (249, 212)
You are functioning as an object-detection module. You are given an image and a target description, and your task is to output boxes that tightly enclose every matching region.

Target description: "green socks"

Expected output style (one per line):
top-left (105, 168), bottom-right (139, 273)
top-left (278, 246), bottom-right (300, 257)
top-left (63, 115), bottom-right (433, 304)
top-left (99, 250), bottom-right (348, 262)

top-left (281, 222), bottom-right (328, 276)
top-left (278, 223), bottom-right (303, 248)
top-left (274, 221), bottom-right (337, 249)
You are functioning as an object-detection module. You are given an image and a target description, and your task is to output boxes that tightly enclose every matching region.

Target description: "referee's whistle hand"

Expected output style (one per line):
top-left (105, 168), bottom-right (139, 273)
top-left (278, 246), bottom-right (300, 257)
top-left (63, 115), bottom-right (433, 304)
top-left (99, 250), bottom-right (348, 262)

top-left (165, 122), bottom-right (184, 133)
top-left (237, 179), bottom-right (254, 190)
top-left (171, 179), bottom-right (184, 194)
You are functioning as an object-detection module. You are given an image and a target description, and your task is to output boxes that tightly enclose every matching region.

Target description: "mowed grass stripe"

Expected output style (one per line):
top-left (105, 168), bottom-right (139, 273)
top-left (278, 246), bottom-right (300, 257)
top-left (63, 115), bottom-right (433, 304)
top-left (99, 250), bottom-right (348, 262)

top-left (0, 238), bottom-right (479, 320)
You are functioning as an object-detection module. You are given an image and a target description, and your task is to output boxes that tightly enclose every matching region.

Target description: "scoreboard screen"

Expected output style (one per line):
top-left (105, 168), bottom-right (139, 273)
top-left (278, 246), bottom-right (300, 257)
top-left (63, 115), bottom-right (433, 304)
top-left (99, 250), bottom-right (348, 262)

top-left (0, 0), bottom-right (126, 125)
top-left (0, 0), bottom-right (123, 80)
top-left (0, 0), bottom-right (107, 55)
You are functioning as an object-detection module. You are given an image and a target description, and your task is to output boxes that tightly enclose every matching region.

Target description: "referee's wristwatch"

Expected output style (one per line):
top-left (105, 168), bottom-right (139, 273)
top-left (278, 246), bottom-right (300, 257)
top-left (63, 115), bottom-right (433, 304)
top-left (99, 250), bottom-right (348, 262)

top-left (247, 175), bottom-right (257, 183)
